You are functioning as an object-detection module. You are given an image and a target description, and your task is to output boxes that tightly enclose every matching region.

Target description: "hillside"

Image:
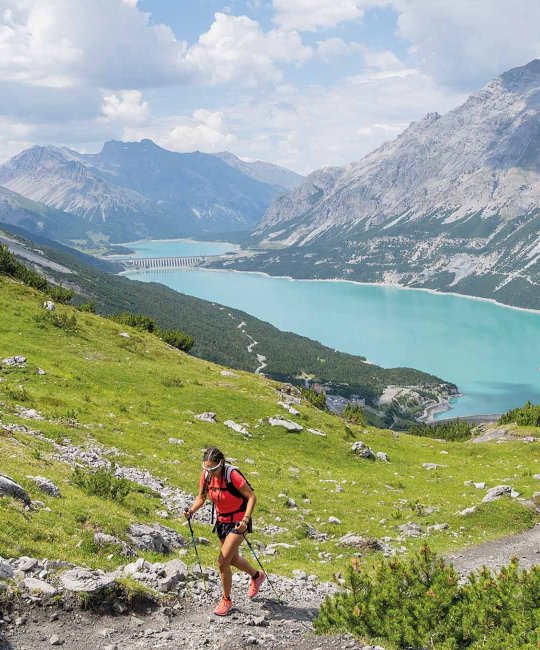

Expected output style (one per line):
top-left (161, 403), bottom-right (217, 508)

top-left (1, 277), bottom-right (540, 583)
top-left (219, 60), bottom-right (540, 311)
top-left (0, 223), bottom-right (456, 424)
top-left (0, 140), bottom-right (290, 244)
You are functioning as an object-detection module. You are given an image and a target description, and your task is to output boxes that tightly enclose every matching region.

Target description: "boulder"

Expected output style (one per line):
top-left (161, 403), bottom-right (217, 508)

top-left (43, 301), bottom-right (55, 311)
top-left (2, 355), bottom-right (27, 366)
top-left (339, 534), bottom-right (382, 550)
top-left (328, 516), bottom-right (341, 525)
top-left (15, 557), bottom-right (38, 572)
top-left (31, 476), bottom-right (61, 498)
top-left (23, 577), bottom-right (57, 596)
top-left (351, 442), bottom-right (375, 459)
top-left (157, 559), bottom-right (188, 592)
top-left (375, 451), bottom-right (389, 462)
top-left (458, 506), bottom-right (478, 516)
top-left (60, 568), bottom-right (116, 593)
top-left (195, 412), bottom-right (217, 423)
top-left (224, 420), bottom-right (250, 436)
top-left (483, 485), bottom-right (513, 502)
top-left (0, 474), bottom-right (31, 505)
top-left (127, 523), bottom-right (185, 554)
top-left (398, 522), bottom-right (423, 537)
top-left (268, 416), bottom-right (303, 432)
top-left (0, 559), bottom-right (14, 580)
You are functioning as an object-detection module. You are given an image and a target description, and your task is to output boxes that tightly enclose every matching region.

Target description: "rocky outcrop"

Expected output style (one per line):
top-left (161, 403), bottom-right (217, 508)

top-left (127, 524), bottom-right (185, 554)
top-left (0, 474), bottom-right (31, 505)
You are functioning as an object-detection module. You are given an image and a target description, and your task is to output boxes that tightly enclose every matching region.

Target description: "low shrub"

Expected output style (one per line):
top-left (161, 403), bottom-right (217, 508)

top-left (72, 465), bottom-right (132, 502)
top-left (342, 403), bottom-right (365, 425)
top-left (499, 400), bottom-right (540, 427)
top-left (314, 544), bottom-right (540, 649)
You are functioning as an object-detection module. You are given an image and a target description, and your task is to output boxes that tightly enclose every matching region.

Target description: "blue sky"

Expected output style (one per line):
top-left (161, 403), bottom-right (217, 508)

top-left (1, 0), bottom-right (539, 173)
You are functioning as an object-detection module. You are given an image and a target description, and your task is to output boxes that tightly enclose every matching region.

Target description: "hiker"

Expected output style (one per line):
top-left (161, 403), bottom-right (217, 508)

top-left (184, 446), bottom-right (266, 615)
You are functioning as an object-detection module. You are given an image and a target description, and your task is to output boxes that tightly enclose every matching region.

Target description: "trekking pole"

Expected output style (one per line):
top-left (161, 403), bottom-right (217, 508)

top-left (185, 510), bottom-right (209, 594)
top-left (242, 533), bottom-right (283, 605)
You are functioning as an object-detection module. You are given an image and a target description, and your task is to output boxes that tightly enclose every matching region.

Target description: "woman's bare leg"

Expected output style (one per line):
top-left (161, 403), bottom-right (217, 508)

top-left (217, 533), bottom-right (245, 598)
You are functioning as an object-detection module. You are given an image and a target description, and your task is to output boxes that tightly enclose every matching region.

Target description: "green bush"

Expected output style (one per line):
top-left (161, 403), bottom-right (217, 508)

top-left (499, 401), bottom-right (540, 427)
top-left (314, 545), bottom-right (540, 649)
top-left (79, 300), bottom-right (96, 313)
top-left (342, 403), bottom-right (365, 425)
top-left (408, 419), bottom-right (475, 441)
top-left (35, 310), bottom-right (77, 332)
top-left (109, 312), bottom-right (158, 333)
top-left (72, 465), bottom-right (132, 502)
top-left (301, 387), bottom-right (327, 410)
top-left (158, 328), bottom-right (194, 352)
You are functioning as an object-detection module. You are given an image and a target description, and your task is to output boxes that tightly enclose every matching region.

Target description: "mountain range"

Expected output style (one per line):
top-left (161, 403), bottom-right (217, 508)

top-left (226, 60), bottom-right (540, 310)
top-left (0, 140), bottom-right (303, 244)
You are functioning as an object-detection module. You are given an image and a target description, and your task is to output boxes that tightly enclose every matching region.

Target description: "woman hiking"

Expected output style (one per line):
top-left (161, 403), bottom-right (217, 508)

top-left (184, 447), bottom-right (266, 616)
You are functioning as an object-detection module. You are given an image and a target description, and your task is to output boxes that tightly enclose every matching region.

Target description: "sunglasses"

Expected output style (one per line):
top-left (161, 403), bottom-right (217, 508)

top-left (202, 461), bottom-right (222, 473)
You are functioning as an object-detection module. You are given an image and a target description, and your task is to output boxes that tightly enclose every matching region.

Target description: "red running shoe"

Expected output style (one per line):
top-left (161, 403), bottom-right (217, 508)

top-left (248, 571), bottom-right (266, 598)
top-left (213, 596), bottom-right (233, 616)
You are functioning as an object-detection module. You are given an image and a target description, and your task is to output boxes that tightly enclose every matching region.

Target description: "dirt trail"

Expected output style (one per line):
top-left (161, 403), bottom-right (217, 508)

top-left (445, 522), bottom-right (540, 575)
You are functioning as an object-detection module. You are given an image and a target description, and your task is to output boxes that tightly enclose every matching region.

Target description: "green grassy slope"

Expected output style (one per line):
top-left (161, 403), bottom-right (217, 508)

top-left (1, 276), bottom-right (539, 580)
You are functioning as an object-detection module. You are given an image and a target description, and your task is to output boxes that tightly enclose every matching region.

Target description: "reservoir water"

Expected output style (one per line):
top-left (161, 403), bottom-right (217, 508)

top-left (122, 239), bottom-right (540, 419)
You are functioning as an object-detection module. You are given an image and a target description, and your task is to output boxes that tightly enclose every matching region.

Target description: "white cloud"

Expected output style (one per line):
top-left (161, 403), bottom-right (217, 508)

top-left (273, 0), bottom-right (367, 31)
top-left (316, 37), bottom-right (362, 61)
top-left (102, 90), bottom-right (149, 126)
top-left (393, 0), bottom-right (540, 89)
top-left (186, 13), bottom-right (312, 87)
top-left (126, 109), bottom-right (238, 153)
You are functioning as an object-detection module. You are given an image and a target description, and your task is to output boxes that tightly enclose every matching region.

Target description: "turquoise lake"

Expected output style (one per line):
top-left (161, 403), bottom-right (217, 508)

top-left (123, 240), bottom-right (540, 419)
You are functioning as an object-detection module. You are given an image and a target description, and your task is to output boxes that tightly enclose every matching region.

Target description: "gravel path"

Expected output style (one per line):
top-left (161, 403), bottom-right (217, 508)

top-left (445, 522), bottom-right (540, 575)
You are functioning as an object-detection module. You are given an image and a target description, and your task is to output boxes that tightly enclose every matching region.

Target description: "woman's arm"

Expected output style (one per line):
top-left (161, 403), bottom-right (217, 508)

top-left (184, 487), bottom-right (207, 518)
top-left (234, 483), bottom-right (256, 533)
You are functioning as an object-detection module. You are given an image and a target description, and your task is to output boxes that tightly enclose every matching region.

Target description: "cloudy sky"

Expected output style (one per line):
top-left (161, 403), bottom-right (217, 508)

top-left (1, 0), bottom-right (539, 173)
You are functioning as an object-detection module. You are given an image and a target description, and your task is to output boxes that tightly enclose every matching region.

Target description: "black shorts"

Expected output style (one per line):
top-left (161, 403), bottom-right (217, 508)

top-left (214, 518), bottom-right (252, 540)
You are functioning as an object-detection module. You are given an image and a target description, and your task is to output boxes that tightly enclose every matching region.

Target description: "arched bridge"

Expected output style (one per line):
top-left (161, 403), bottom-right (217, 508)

top-left (119, 256), bottom-right (209, 270)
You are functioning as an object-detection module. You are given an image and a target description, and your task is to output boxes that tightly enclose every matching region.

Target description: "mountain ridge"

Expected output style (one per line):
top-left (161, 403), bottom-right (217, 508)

top-left (0, 140), bottom-right (300, 245)
top-left (219, 60), bottom-right (540, 310)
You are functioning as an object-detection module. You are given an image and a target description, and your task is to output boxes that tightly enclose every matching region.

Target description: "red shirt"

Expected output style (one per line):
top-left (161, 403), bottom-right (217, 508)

top-left (200, 468), bottom-right (247, 522)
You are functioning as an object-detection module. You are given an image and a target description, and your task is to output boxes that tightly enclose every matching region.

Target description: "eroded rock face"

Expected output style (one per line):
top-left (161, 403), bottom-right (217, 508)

top-left (127, 523), bottom-right (185, 554)
top-left (0, 474), bottom-right (31, 505)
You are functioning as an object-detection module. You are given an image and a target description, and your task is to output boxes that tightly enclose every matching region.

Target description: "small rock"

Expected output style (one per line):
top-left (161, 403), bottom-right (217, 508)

top-left (375, 451), bottom-right (389, 462)
top-left (224, 420), bottom-right (250, 437)
top-left (168, 437), bottom-right (184, 445)
top-left (457, 506), bottom-right (478, 516)
top-left (195, 412), bottom-right (217, 423)
top-left (127, 523), bottom-right (185, 553)
top-left (398, 522), bottom-right (423, 537)
top-left (31, 476), bottom-right (62, 498)
top-left (23, 577), bottom-right (57, 596)
top-left (0, 559), bottom-right (14, 580)
top-left (426, 523), bottom-right (449, 533)
top-left (422, 463), bottom-right (446, 470)
top-left (36, 368), bottom-right (46, 375)
top-left (328, 516), bottom-right (341, 525)
top-left (49, 635), bottom-right (63, 646)
top-left (307, 428), bottom-right (327, 437)
top-left (43, 301), bottom-right (55, 311)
